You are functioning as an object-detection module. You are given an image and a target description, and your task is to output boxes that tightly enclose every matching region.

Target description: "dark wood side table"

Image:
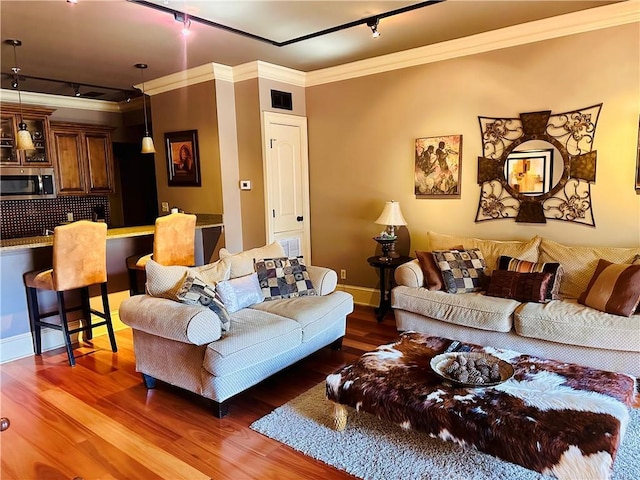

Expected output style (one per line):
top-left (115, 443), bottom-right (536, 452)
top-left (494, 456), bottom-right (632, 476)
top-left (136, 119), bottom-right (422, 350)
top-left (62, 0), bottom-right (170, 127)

top-left (367, 255), bottom-right (413, 322)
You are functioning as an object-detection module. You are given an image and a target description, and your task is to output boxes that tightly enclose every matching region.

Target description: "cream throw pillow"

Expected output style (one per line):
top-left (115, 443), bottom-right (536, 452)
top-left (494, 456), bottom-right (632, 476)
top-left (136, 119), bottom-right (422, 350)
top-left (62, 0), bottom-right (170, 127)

top-left (219, 241), bottom-right (286, 279)
top-left (539, 239), bottom-right (640, 299)
top-left (146, 258), bottom-right (231, 301)
top-left (426, 232), bottom-right (540, 275)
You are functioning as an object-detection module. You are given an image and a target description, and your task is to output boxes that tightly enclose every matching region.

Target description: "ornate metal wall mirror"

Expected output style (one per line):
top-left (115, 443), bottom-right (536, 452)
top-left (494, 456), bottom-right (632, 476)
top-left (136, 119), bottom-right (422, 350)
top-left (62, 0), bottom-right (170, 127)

top-left (476, 104), bottom-right (601, 225)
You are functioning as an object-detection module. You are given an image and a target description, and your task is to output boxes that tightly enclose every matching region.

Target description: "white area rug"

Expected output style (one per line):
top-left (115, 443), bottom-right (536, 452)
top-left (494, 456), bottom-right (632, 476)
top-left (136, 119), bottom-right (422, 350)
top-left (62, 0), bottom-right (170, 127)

top-left (251, 383), bottom-right (640, 480)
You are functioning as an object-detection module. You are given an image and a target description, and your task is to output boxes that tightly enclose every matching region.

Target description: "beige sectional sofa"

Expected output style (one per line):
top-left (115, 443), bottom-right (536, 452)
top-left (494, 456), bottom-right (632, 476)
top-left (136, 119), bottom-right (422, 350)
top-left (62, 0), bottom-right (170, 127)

top-left (392, 232), bottom-right (640, 378)
top-left (120, 243), bottom-right (354, 417)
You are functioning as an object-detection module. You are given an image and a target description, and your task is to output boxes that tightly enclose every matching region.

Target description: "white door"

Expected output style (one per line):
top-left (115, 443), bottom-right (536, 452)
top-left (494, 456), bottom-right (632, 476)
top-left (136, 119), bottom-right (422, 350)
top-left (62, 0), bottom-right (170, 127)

top-left (263, 112), bottom-right (311, 262)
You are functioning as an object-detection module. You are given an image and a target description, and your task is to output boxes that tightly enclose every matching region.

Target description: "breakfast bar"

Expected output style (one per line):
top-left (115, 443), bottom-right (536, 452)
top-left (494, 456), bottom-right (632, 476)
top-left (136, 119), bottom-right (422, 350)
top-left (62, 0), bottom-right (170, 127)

top-left (0, 214), bottom-right (224, 363)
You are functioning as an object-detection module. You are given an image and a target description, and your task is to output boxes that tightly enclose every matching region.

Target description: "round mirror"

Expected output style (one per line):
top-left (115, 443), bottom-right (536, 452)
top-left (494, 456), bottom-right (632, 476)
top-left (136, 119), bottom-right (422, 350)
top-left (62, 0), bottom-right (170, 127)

top-left (503, 139), bottom-right (565, 198)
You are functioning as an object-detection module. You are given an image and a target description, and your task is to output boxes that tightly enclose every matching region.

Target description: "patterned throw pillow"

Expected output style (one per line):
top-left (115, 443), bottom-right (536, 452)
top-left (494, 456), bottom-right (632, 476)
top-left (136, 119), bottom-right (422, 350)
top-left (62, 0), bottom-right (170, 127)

top-left (431, 249), bottom-right (488, 294)
top-left (486, 270), bottom-right (554, 303)
top-left (415, 245), bottom-right (463, 291)
top-left (578, 259), bottom-right (640, 317)
top-left (215, 273), bottom-right (264, 313)
top-left (497, 255), bottom-right (564, 300)
top-left (254, 256), bottom-right (317, 301)
top-left (177, 274), bottom-right (230, 332)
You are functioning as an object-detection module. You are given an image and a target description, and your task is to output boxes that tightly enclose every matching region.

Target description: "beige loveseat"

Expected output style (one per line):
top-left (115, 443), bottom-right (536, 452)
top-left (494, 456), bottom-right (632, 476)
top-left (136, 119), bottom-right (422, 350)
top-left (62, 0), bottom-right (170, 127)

top-left (392, 232), bottom-right (640, 378)
top-left (120, 243), bottom-right (354, 417)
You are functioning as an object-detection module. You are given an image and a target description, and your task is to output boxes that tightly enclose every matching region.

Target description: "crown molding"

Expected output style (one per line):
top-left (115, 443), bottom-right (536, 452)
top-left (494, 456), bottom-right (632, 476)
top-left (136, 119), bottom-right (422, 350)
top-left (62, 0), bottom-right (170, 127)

top-left (0, 89), bottom-right (123, 112)
top-left (142, 63), bottom-right (217, 96)
top-left (232, 61), bottom-right (306, 86)
top-left (305, 0), bottom-right (640, 86)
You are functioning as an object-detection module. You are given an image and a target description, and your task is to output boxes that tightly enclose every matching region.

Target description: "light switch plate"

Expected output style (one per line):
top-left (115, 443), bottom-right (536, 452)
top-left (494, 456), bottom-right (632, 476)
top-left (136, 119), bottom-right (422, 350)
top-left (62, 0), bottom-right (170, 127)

top-left (161, 202), bottom-right (169, 212)
top-left (240, 180), bottom-right (251, 190)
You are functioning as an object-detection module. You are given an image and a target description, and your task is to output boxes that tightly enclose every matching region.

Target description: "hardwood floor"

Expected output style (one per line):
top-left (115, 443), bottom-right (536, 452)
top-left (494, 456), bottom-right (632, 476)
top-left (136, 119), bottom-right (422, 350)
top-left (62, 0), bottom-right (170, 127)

top-left (0, 305), bottom-right (399, 480)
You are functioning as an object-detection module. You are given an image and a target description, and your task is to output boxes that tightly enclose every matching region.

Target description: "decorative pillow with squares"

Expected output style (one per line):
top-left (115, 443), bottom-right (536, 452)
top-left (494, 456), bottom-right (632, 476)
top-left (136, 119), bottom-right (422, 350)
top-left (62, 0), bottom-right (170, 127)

top-left (177, 274), bottom-right (231, 333)
top-left (254, 256), bottom-right (317, 301)
top-left (432, 248), bottom-right (488, 294)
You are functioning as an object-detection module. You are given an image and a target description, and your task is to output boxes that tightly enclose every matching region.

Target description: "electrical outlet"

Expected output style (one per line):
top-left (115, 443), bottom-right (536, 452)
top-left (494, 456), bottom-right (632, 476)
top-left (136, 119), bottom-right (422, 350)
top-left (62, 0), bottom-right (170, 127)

top-left (66, 212), bottom-right (74, 222)
top-left (161, 202), bottom-right (169, 212)
top-left (340, 269), bottom-right (347, 280)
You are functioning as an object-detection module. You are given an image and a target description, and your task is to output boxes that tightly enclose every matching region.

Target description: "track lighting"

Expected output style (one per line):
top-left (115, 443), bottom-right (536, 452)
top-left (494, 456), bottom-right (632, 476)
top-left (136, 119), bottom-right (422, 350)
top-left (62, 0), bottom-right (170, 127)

top-left (71, 83), bottom-right (81, 97)
top-left (367, 18), bottom-right (380, 38)
top-left (11, 78), bottom-right (18, 89)
top-left (174, 12), bottom-right (192, 36)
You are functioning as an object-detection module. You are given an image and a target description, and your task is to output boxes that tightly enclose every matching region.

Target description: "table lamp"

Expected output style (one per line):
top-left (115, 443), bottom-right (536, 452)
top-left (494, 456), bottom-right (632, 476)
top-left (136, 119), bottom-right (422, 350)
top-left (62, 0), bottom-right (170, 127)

top-left (374, 200), bottom-right (407, 261)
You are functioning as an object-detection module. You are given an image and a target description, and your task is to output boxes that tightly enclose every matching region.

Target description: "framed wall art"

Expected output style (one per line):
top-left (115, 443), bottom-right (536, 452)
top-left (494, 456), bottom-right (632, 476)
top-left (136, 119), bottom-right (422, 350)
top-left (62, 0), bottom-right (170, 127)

top-left (165, 130), bottom-right (201, 187)
top-left (636, 116), bottom-right (640, 194)
top-left (415, 134), bottom-right (462, 198)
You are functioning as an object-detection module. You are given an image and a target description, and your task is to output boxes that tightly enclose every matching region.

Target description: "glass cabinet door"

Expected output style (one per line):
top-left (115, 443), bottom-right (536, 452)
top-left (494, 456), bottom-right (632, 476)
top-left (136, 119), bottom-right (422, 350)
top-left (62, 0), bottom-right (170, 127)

top-left (22, 118), bottom-right (49, 165)
top-left (0, 115), bottom-right (18, 165)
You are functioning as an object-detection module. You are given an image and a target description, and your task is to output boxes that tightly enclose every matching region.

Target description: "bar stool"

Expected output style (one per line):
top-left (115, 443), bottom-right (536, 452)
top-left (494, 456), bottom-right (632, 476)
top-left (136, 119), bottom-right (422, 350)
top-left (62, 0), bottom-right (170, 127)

top-left (23, 220), bottom-right (117, 367)
top-left (126, 213), bottom-right (197, 295)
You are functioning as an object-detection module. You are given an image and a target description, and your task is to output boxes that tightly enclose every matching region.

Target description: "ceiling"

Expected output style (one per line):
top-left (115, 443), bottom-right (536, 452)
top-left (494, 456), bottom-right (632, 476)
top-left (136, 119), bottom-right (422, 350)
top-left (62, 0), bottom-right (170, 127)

top-left (0, 0), bottom-right (620, 102)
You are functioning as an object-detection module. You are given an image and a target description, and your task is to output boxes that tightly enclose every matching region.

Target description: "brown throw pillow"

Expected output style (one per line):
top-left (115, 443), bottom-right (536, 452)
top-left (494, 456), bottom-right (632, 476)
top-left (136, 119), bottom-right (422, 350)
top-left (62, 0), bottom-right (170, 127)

top-left (497, 255), bottom-right (564, 300)
top-left (416, 245), bottom-right (463, 291)
top-left (486, 270), bottom-right (553, 303)
top-left (432, 248), bottom-right (488, 294)
top-left (578, 259), bottom-right (640, 317)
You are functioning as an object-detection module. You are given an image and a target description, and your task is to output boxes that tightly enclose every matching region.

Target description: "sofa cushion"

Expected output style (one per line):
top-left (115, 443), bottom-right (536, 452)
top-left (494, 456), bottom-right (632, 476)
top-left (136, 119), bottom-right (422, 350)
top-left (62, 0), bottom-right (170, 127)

top-left (539, 238), bottom-right (640, 299)
top-left (249, 290), bottom-right (353, 342)
top-left (392, 286), bottom-right (518, 332)
top-left (486, 270), bottom-right (553, 304)
top-left (193, 258), bottom-right (231, 285)
top-left (177, 274), bottom-right (231, 333)
top-left (219, 242), bottom-right (285, 279)
top-left (427, 231), bottom-right (540, 275)
top-left (515, 299), bottom-right (640, 353)
top-left (432, 249), bottom-right (489, 293)
top-left (254, 256), bottom-right (317, 300)
top-left (202, 309), bottom-right (302, 377)
top-left (145, 259), bottom-right (193, 300)
top-left (215, 273), bottom-right (264, 313)
top-left (577, 260), bottom-right (640, 317)
top-left (497, 255), bottom-right (563, 300)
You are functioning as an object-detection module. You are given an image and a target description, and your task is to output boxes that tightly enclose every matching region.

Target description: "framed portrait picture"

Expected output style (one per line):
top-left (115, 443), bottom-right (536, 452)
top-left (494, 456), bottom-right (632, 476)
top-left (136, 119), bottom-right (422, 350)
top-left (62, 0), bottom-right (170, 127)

top-left (165, 130), bottom-right (201, 187)
top-left (415, 134), bottom-right (462, 198)
top-left (504, 149), bottom-right (553, 195)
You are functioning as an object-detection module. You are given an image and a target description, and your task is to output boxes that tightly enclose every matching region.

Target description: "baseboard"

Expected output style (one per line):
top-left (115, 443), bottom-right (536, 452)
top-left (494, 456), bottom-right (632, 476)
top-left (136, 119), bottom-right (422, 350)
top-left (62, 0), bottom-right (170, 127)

top-left (337, 284), bottom-right (379, 308)
top-left (0, 311), bottom-right (127, 364)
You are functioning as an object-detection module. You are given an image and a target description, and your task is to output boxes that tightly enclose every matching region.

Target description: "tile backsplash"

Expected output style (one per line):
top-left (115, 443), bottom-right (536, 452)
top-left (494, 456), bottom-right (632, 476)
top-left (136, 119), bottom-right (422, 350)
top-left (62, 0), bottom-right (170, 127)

top-left (1, 196), bottom-right (111, 239)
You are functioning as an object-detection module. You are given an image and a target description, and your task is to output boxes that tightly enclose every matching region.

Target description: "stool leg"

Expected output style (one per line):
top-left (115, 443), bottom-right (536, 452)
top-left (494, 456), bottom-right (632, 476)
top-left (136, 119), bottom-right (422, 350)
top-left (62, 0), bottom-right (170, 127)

top-left (101, 283), bottom-right (118, 353)
top-left (127, 267), bottom-right (139, 296)
top-left (25, 287), bottom-right (42, 355)
top-left (81, 286), bottom-right (92, 341)
top-left (57, 291), bottom-right (76, 367)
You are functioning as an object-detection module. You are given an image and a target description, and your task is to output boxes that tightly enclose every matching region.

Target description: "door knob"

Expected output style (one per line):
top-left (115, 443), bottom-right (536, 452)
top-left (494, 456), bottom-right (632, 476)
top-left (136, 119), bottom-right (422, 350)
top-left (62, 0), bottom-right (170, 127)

top-left (296, 216), bottom-right (303, 221)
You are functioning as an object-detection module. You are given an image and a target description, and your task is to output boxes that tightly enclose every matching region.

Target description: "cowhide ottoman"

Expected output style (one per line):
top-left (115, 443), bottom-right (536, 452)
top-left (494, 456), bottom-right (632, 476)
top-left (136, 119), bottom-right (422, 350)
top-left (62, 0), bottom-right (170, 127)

top-left (325, 332), bottom-right (637, 480)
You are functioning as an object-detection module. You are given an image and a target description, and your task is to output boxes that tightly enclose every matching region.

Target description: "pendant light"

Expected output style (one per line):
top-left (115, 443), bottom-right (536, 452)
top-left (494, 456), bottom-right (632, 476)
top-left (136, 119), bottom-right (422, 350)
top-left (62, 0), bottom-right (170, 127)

top-left (6, 39), bottom-right (35, 150)
top-left (135, 63), bottom-right (155, 154)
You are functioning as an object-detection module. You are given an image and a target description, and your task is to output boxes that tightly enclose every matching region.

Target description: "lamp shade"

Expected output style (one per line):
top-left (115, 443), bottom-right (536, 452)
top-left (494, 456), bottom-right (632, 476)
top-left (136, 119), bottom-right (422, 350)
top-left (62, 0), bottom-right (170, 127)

top-left (16, 124), bottom-right (35, 150)
top-left (141, 135), bottom-right (156, 154)
top-left (375, 201), bottom-right (407, 226)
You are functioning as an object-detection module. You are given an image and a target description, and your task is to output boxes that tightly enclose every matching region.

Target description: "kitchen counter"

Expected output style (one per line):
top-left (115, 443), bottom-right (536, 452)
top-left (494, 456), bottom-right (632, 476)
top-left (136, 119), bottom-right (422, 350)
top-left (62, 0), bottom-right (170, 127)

top-left (0, 213), bottom-right (223, 252)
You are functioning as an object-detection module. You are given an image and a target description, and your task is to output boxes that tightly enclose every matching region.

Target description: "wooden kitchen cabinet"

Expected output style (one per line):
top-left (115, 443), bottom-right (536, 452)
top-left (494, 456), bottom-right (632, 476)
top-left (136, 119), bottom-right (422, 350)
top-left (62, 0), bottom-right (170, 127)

top-left (0, 104), bottom-right (55, 167)
top-left (51, 122), bottom-right (115, 195)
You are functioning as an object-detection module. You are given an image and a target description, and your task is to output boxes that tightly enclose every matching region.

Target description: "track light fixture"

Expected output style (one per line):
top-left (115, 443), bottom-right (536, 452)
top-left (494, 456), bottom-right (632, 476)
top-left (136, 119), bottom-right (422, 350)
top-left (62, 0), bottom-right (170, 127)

top-left (174, 12), bottom-right (192, 36)
top-left (11, 78), bottom-right (18, 89)
top-left (5, 39), bottom-right (35, 150)
top-left (367, 18), bottom-right (380, 38)
top-left (135, 63), bottom-right (155, 154)
top-left (71, 83), bottom-right (81, 97)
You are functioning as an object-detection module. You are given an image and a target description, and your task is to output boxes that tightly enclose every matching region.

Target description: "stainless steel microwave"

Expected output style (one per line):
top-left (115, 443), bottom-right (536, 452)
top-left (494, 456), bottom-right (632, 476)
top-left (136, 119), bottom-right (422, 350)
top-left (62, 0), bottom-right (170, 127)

top-left (0, 167), bottom-right (56, 200)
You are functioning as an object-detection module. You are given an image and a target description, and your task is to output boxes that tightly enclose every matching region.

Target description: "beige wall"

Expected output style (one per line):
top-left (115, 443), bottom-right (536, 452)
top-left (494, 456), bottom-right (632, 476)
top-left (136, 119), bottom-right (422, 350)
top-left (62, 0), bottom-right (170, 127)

top-left (235, 79), bottom-right (267, 250)
top-left (151, 80), bottom-right (223, 216)
top-left (306, 24), bottom-right (640, 289)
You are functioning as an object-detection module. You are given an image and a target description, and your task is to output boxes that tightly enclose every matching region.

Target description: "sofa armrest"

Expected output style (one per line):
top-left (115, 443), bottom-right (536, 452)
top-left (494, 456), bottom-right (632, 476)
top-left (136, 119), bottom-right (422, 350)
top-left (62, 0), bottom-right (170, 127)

top-left (307, 265), bottom-right (338, 296)
top-left (394, 259), bottom-right (424, 288)
top-left (119, 295), bottom-right (222, 346)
